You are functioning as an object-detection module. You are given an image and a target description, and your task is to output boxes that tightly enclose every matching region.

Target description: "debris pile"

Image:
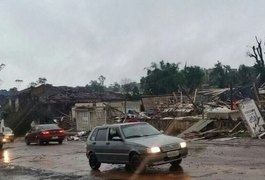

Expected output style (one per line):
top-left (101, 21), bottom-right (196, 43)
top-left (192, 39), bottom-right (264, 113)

top-left (177, 98), bottom-right (265, 140)
top-left (66, 131), bottom-right (90, 141)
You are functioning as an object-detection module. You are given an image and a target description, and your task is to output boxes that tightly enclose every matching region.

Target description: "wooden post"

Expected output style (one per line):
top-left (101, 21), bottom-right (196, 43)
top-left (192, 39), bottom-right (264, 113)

top-left (193, 88), bottom-right (198, 103)
top-left (180, 91), bottom-right (183, 107)
top-left (202, 101), bottom-right (204, 119)
top-left (253, 82), bottom-right (260, 107)
top-left (230, 83), bottom-right (233, 110)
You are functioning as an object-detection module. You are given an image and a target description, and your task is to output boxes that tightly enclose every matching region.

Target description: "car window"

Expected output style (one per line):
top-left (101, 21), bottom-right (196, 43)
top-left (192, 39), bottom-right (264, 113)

top-left (108, 127), bottom-right (121, 141)
top-left (35, 127), bottom-right (41, 131)
top-left (95, 128), bottom-right (107, 141)
top-left (90, 129), bottom-right (98, 141)
top-left (38, 124), bottom-right (59, 130)
top-left (31, 127), bottom-right (36, 132)
top-left (121, 123), bottom-right (160, 138)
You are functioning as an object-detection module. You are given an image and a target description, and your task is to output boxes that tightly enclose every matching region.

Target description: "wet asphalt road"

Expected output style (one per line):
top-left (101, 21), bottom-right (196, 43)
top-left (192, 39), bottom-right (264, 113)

top-left (1, 138), bottom-right (265, 180)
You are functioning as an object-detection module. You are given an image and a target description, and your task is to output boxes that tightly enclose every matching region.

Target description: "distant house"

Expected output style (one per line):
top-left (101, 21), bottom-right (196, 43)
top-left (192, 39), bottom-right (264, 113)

top-left (72, 100), bottom-right (141, 131)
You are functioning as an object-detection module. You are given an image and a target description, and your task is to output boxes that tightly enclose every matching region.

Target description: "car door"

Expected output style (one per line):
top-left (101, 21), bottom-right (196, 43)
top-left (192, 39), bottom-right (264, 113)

top-left (106, 127), bottom-right (130, 163)
top-left (93, 128), bottom-right (108, 162)
top-left (27, 127), bottom-right (37, 142)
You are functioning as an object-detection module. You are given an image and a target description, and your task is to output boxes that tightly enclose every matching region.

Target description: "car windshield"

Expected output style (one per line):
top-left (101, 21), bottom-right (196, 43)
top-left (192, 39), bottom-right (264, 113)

top-left (4, 127), bottom-right (12, 132)
top-left (121, 123), bottom-right (160, 139)
top-left (38, 124), bottom-right (59, 130)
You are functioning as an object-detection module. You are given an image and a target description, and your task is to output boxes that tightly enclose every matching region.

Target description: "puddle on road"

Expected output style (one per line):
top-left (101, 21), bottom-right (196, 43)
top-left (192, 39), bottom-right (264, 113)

top-left (3, 151), bottom-right (10, 163)
top-left (90, 165), bottom-right (191, 180)
top-left (0, 149), bottom-right (11, 163)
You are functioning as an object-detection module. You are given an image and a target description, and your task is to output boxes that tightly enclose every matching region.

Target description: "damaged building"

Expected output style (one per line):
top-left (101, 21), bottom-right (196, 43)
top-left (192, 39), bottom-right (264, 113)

top-left (71, 101), bottom-right (141, 131)
top-left (6, 84), bottom-right (125, 135)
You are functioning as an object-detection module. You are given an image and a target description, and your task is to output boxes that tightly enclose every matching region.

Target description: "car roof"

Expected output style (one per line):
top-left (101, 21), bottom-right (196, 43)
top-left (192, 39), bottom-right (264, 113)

top-left (95, 122), bottom-right (147, 129)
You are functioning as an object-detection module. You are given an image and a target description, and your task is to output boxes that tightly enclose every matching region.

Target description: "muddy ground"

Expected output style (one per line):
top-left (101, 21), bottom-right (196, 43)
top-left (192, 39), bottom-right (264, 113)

top-left (1, 138), bottom-right (265, 180)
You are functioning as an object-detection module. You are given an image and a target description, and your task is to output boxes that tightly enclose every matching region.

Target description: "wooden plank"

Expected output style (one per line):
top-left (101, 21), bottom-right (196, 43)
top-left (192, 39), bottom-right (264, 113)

top-left (177, 119), bottom-right (214, 138)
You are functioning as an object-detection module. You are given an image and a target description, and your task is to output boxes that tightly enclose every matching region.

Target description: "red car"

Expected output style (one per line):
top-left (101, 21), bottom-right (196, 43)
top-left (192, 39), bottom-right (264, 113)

top-left (25, 124), bottom-right (65, 145)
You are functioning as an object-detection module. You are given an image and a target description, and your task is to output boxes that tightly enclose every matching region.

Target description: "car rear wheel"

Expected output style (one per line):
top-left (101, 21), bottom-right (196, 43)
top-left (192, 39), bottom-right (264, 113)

top-left (37, 138), bottom-right (43, 145)
top-left (129, 153), bottom-right (146, 173)
top-left (89, 153), bottom-right (101, 170)
top-left (25, 138), bottom-right (30, 145)
top-left (170, 159), bottom-right (182, 167)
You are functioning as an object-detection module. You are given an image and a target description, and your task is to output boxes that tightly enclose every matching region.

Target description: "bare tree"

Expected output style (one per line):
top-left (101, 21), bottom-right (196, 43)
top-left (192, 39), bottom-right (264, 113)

top-left (121, 78), bottom-right (133, 94)
top-left (247, 36), bottom-right (265, 71)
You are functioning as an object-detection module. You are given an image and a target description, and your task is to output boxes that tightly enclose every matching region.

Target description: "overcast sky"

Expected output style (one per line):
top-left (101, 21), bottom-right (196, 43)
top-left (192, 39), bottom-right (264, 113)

top-left (0, 0), bottom-right (265, 90)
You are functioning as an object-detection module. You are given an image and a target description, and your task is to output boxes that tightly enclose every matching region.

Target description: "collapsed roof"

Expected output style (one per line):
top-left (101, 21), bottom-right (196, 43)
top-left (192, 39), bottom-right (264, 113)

top-left (14, 84), bottom-right (124, 104)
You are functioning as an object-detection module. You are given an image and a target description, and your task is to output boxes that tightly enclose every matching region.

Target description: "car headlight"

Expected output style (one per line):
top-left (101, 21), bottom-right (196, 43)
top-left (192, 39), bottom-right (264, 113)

top-left (147, 147), bottom-right (161, 153)
top-left (3, 138), bottom-right (7, 142)
top-left (180, 142), bottom-right (187, 148)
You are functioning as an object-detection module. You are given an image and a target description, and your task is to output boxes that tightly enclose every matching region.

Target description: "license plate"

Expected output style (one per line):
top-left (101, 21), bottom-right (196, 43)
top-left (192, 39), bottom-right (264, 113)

top-left (51, 136), bottom-right (58, 139)
top-left (167, 150), bottom-right (179, 157)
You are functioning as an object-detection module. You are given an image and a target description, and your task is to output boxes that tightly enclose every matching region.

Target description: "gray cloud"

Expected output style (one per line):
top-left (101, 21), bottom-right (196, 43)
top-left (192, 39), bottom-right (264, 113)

top-left (1, 0), bottom-right (265, 89)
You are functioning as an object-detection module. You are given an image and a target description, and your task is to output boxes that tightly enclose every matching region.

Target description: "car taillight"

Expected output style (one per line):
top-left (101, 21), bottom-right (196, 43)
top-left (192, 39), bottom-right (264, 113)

top-left (59, 129), bottom-right (64, 134)
top-left (41, 131), bottom-right (50, 135)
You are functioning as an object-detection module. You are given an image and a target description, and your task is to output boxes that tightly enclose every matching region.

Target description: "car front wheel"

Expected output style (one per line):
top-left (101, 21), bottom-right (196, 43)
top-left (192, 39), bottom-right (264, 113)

top-left (170, 159), bottom-right (182, 167)
top-left (129, 153), bottom-right (146, 173)
top-left (89, 153), bottom-right (101, 170)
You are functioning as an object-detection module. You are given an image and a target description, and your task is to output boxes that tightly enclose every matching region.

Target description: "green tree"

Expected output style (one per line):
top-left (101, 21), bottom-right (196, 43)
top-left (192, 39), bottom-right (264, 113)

top-left (108, 82), bottom-right (121, 92)
top-left (181, 65), bottom-right (204, 93)
top-left (238, 65), bottom-right (256, 85)
top-left (29, 82), bottom-right (37, 87)
top-left (120, 78), bottom-right (140, 100)
top-left (131, 86), bottom-right (140, 100)
top-left (86, 80), bottom-right (105, 92)
top-left (37, 77), bottom-right (47, 84)
top-left (209, 61), bottom-right (225, 88)
top-left (209, 61), bottom-right (238, 88)
top-left (86, 75), bottom-right (107, 92)
top-left (28, 77), bottom-right (47, 87)
top-left (141, 60), bottom-right (183, 95)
